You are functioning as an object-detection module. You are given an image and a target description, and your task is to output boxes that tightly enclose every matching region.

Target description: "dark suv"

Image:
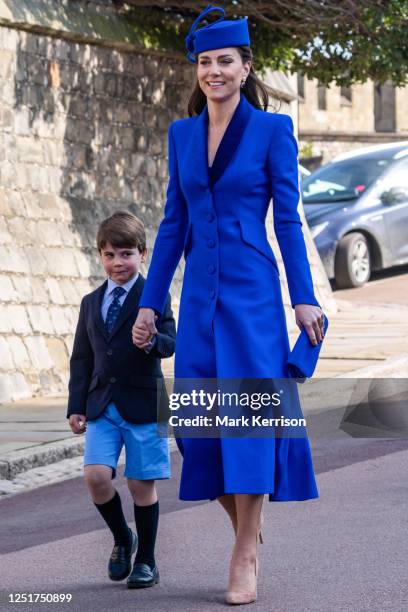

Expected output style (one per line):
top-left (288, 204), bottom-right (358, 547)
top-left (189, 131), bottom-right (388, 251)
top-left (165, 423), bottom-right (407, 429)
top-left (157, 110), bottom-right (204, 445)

top-left (301, 142), bottom-right (408, 288)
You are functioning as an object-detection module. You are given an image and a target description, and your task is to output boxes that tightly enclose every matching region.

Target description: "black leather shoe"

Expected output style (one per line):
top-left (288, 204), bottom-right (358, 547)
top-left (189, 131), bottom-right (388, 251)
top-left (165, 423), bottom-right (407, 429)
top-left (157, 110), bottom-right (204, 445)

top-left (108, 530), bottom-right (137, 581)
top-left (127, 563), bottom-right (160, 589)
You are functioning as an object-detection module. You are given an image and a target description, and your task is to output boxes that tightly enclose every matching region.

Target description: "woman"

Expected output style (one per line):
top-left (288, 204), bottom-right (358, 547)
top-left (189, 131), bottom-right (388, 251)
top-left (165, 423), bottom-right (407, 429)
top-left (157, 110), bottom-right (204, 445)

top-left (132, 5), bottom-right (325, 605)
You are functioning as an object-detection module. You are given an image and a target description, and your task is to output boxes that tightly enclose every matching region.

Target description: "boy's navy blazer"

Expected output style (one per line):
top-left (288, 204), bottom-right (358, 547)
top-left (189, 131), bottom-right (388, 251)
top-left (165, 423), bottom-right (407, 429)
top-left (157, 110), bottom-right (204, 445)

top-left (67, 274), bottom-right (176, 424)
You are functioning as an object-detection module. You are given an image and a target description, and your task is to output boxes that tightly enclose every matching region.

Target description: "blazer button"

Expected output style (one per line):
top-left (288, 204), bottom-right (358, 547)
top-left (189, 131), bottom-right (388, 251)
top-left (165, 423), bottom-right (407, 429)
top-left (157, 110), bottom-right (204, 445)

top-left (207, 264), bottom-right (215, 274)
top-left (206, 213), bottom-right (214, 222)
top-left (207, 239), bottom-right (215, 248)
top-left (107, 349), bottom-right (113, 356)
top-left (110, 376), bottom-right (116, 383)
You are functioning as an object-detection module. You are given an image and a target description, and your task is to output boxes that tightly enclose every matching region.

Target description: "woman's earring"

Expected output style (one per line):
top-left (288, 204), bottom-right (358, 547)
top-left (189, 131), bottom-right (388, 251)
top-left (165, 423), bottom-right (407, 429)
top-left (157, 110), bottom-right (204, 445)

top-left (240, 78), bottom-right (246, 89)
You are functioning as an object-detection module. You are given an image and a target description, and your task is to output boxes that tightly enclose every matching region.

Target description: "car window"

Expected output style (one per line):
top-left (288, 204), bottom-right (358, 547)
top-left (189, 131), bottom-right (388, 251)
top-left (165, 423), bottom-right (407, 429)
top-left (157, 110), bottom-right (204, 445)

top-left (301, 157), bottom-right (392, 203)
top-left (377, 158), bottom-right (408, 191)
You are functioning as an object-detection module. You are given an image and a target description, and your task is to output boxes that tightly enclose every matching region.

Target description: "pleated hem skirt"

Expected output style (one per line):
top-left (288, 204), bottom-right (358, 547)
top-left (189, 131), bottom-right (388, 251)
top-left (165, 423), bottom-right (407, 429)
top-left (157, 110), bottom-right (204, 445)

top-left (176, 435), bottom-right (319, 503)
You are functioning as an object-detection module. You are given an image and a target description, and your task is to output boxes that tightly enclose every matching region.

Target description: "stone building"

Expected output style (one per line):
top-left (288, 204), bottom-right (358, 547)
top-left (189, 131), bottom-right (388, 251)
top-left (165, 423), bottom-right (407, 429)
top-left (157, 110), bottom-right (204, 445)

top-left (297, 75), bottom-right (408, 165)
top-left (0, 0), bottom-right (335, 403)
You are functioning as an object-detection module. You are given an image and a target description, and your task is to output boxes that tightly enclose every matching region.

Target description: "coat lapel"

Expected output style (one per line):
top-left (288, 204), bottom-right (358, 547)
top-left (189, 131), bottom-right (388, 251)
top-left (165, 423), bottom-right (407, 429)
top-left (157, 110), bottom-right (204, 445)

top-left (94, 279), bottom-right (109, 340)
top-left (108, 274), bottom-right (145, 339)
top-left (187, 95), bottom-right (253, 190)
top-left (189, 106), bottom-right (210, 189)
top-left (209, 94), bottom-right (252, 186)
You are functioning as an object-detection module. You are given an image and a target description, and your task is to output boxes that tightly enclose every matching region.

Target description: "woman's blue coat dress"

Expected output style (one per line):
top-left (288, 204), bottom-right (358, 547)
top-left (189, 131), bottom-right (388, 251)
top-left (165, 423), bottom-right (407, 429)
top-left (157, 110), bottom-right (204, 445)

top-left (139, 94), bottom-right (320, 502)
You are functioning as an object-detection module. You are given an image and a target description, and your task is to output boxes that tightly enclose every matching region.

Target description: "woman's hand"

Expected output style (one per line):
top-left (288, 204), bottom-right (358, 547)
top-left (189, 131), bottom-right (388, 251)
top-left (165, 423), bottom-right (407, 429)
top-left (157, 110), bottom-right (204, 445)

top-left (294, 304), bottom-right (325, 346)
top-left (132, 308), bottom-right (158, 349)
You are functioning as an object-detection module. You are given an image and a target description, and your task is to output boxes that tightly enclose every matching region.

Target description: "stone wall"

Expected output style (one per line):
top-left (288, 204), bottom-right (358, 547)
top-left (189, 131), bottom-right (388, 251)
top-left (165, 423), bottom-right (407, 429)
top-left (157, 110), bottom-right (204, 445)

top-left (0, 24), bottom-right (192, 402)
top-left (0, 2), bottom-right (335, 403)
top-left (298, 76), bottom-right (408, 164)
top-left (299, 79), bottom-right (375, 134)
top-left (396, 87), bottom-right (408, 133)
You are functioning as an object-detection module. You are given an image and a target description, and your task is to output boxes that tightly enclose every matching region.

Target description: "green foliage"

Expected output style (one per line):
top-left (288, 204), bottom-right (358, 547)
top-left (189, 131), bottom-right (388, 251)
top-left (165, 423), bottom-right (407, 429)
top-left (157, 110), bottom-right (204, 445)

top-left (299, 142), bottom-right (315, 159)
top-left (120, 1), bottom-right (408, 86)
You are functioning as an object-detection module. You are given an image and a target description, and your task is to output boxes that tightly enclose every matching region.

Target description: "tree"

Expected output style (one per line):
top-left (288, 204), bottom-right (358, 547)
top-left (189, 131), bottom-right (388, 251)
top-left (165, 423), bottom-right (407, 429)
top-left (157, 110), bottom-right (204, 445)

top-left (113, 0), bottom-right (408, 86)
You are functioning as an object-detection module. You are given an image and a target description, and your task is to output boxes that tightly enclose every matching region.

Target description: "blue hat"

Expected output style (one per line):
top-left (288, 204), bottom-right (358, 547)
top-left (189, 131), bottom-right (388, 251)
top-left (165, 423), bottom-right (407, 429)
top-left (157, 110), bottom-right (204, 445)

top-left (185, 4), bottom-right (250, 64)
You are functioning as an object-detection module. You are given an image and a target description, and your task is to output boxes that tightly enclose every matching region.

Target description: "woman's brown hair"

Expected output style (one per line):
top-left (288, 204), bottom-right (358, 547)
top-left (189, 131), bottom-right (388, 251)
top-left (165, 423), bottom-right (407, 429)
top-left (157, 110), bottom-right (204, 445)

top-left (187, 46), bottom-right (280, 116)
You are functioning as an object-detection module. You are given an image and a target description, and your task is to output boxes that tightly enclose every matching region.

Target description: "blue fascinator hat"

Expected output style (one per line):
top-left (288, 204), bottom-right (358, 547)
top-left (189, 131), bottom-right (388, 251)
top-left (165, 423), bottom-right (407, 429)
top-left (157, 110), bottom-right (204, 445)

top-left (185, 4), bottom-right (250, 63)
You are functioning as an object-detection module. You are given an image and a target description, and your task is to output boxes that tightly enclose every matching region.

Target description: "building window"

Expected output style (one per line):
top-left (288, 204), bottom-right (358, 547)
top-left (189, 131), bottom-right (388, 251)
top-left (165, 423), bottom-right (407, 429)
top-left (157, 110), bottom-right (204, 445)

top-left (317, 82), bottom-right (327, 110)
top-left (297, 74), bottom-right (305, 99)
top-left (340, 85), bottom-right (352, 104)
top-left (374, 81), bottom-right (396, 132)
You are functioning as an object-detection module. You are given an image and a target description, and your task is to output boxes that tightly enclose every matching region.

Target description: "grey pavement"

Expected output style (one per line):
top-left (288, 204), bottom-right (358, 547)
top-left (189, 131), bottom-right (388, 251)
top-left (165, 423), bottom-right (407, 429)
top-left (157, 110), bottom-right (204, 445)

top-left (0, 440), bottom-right (408, 611)
top-left (1, 295), bottom-right (408, 491)
top-left (0, 396), bottom-right (72, 453)
top-left (0, 396), bottom-right (81, 483)
top-left (334, 263), bottom-right (408, 305)
top-left (1, 354), bottom-right (408, 610)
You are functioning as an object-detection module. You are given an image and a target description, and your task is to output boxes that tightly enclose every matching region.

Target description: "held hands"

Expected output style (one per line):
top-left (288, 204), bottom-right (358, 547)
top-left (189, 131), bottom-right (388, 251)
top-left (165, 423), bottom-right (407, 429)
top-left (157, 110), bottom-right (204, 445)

top-left (294, 304), bottom-right (325, 346)
top-left (69, 414), bottom-right (86, 434)
top-left (132, 307), bottom-right (158, 349)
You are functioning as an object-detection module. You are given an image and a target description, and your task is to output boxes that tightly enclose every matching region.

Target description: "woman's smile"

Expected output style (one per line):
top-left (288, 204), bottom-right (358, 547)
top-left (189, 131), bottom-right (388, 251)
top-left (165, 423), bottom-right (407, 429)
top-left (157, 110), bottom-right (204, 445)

top-left (207, 81), bottom-right (226, 88)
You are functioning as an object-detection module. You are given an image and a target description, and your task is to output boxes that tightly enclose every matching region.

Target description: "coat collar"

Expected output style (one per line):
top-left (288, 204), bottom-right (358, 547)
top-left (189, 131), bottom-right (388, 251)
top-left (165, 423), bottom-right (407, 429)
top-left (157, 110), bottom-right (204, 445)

top-left (190, 94), bottom-right (253, 189)
top-left (93, 274), bottom-right (145, 340)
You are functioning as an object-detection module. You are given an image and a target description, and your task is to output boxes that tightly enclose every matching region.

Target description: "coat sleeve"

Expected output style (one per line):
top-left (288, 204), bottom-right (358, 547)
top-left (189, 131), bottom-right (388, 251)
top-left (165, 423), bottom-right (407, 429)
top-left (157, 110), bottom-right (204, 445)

top-left (139, 122), bottom-right (189, 314)
top-left (151, 292), bottom-right (176, 359)
top-left (267, 114), bottom-right (320, 308)
top-left (67, 297), bottom-right (94, 417)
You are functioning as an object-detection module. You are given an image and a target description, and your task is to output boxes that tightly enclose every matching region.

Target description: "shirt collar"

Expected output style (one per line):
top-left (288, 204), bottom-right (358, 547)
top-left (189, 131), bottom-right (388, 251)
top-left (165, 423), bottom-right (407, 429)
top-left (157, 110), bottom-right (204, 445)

top-left (107, 273), bottom-right (139, 296)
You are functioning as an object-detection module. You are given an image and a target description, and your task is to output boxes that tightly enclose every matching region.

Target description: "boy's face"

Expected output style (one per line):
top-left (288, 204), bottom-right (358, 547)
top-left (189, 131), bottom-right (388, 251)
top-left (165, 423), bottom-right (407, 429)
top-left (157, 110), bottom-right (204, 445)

top-left (99, 242), bottom-right (147, 285)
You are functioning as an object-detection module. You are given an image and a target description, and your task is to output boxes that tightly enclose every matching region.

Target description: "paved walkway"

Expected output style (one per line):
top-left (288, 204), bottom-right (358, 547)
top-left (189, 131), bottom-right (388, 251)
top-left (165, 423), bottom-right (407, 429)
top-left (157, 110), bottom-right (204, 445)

top-left (334, 262), bottom-right (408, 305)
top-left (0, 297), bottom-right (407, 495)
top-left (1, 446), bottom-right (408, 611)
top-left (312, 298), bottom-right (408, 377)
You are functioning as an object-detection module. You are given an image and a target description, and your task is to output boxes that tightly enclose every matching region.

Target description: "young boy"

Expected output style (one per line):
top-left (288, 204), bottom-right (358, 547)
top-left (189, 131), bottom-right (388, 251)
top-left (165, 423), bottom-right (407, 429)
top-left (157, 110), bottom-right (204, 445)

top-left (67, 210), bottom-right (175, 589)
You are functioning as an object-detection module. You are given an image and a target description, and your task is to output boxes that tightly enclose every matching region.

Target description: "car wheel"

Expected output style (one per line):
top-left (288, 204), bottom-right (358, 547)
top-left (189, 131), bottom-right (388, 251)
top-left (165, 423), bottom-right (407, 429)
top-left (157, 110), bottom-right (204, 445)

top-left (334, 232), bottom-right (371, 288)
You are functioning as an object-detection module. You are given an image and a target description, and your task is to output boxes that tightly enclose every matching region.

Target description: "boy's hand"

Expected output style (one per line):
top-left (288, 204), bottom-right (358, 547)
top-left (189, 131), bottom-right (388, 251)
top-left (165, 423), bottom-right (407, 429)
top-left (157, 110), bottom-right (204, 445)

top-left (132, 308), bottom-right (158, 349)
top-left (69, 414), bottom-right (87, 434)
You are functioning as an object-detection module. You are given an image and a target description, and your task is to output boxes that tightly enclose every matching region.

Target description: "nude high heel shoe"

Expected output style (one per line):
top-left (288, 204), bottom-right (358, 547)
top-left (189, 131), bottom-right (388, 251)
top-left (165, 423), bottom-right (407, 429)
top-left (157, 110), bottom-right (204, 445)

top-left (225, 557), bottom-right (257, 605)
top-left (226, 508), bottom-right (264, 605)
top-left (225, 529), bottom-right (259, 606)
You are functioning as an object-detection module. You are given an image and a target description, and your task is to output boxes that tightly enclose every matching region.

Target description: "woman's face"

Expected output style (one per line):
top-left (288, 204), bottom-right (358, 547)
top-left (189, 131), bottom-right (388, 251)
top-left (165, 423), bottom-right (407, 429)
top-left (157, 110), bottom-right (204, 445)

top-left (196, 47), bottom-right (251, 102)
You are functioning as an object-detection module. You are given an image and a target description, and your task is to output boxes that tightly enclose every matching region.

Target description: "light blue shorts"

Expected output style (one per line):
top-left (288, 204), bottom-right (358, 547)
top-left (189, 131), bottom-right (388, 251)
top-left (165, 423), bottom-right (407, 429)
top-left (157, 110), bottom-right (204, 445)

top-left (84, 402), bottom-right (170, 480)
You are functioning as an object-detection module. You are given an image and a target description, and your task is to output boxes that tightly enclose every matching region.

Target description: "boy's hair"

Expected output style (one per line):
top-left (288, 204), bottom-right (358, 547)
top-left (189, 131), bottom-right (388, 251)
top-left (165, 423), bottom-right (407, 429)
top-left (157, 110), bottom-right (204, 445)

top-left (97, 210), bottom-right (146, 252)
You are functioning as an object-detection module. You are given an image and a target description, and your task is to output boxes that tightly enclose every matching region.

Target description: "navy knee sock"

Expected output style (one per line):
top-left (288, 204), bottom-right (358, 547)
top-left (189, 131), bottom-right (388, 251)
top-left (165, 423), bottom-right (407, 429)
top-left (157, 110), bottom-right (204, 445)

top-left (134, 501), bottom-right (159, 569)
top-left (94, 490), bottom-right (132, 546)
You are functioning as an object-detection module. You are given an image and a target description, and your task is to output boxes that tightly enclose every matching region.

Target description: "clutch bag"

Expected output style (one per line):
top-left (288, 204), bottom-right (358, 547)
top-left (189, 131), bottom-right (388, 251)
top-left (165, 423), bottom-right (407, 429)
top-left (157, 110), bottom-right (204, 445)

top-left (287, 315), bottom-right (329, 381)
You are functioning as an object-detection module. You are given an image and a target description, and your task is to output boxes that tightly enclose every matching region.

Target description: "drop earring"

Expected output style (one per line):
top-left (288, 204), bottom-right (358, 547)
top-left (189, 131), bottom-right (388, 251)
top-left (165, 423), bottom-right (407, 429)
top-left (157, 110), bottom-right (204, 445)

top-left (240, 78), bottom-right (247, 88)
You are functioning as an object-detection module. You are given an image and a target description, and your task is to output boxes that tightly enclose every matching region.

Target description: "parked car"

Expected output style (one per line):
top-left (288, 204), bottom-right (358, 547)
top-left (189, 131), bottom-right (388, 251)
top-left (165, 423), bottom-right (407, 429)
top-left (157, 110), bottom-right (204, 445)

top-left (301, 142), bottom-right (408, 288)
top-left (299, 164), bottom-right (311, 180)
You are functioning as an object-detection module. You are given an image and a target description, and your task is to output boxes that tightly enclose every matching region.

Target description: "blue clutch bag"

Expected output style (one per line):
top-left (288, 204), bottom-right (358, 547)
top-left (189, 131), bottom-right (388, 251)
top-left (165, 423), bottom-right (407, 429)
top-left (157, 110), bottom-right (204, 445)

top-left (287, 315), bottom-right (329, 381)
